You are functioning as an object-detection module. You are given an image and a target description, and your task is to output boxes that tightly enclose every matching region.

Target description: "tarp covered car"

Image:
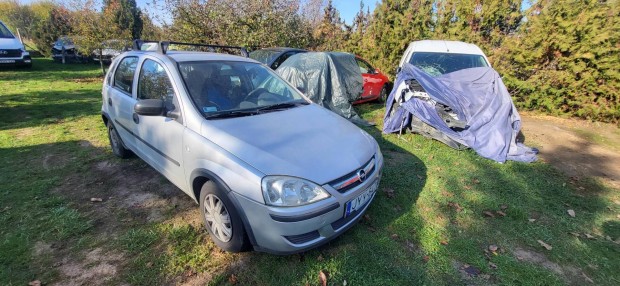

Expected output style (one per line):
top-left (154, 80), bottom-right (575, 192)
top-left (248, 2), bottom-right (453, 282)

top-left (384, 63), bottom-right (538, 163)
top-left (276, 52), bottom-right (372, 126)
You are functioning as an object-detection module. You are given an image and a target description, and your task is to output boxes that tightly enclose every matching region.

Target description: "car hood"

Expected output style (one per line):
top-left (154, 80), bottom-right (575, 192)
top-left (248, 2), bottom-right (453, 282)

top-left (201, 104), bottom-right (376, 184)
top-left (0, 38), bottom-right (23, 49)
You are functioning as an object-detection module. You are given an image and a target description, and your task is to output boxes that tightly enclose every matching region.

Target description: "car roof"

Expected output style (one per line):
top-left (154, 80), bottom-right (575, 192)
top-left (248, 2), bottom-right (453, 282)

top-left (124, 50), bottom-right (261, 64)
top-left (408, 40), bottom-right (486, 55)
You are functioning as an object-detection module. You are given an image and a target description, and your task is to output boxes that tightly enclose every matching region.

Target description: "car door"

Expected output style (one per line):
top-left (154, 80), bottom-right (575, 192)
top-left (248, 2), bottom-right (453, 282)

top-left (356, 58), bottom-right (382, 99)
top-left (134, 58), bottom-right (186, 189)
top-left (106, 56), bottom-right (140, 151)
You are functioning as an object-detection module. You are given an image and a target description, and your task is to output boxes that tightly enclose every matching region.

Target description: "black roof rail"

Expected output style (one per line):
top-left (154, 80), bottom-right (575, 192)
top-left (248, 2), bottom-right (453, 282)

top-left (132, 39), bottom-right (249, 57)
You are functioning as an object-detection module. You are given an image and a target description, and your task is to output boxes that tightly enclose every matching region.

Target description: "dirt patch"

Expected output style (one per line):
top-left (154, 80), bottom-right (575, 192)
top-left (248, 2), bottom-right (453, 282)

top-left (513, 247), bottom-right (593, 285)
top-left (521, 113), bottom-right (620, 189)
top-left (53, 248), bottom-right (125, 286)
top-left (44, 157), bottom-right (199, 284)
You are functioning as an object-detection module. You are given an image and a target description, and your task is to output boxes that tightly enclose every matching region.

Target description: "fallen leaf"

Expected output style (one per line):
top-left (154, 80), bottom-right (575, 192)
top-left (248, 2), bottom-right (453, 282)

top-left (363, 214), bottom-right (371, 223)
top-left (464, 185), bottom-right (472, 190)
top-left (570, 232), bottom-right (580, 237)
top-left (440, 240), bottom-right (448, 245)
top-left (343, 280), bottom-right (347, 286)
top-left (605, 235), bottom-right (612, 241)
top-left (423, 255), bottom-right (430, 263)
top-left (500, 204), bottom-right (508, 210)
top-left (317, 254), bottom-right (324, 261)
top-left (496, 210), bottom-right (507, 217)
top-left (488, 262), bottom-right (498, 269)
top-left (528, 219), bottom-right (536, 222)
top-left (585, 233), bottom-right (595, 239)
top-left (567, 209), bottom-right (576, 217)
top-left (538, 240), bottom-right (553, 250)
top-left (146, 262), bottom-right (153, 268)
top-left (383, 188), bottom-right (395, 199)
top-left (391, 234), bottom-right (399, 240)
top-left (488, 245), bottom-right (498, 252)
top-left (473, 178), bottom-right (480, 184)
top-left (417, 174), bottom-right (423, 180)
top-left (319, 270), bottom-right (328, 286)
top-left (462, 264), bottom-right (481, 276)
top-left (90, 197), bottom-right (103, 202)
top-left (428, 155), bottom-right (434, 160)
top-left (28, 280), bottom-right (41, 286)
top-left (582, 272), bottom-right (594, 283)
top-left (447, 202), bottom-right (463, 212)
top-left (229, 274), bottom-right (238, 285)
top-left (483, 211), bottom-right (495, 218)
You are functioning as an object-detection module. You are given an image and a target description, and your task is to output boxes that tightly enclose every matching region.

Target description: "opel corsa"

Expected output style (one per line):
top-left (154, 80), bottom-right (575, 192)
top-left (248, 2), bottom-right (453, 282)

top-left (101, 41), bottom-right (383, 254)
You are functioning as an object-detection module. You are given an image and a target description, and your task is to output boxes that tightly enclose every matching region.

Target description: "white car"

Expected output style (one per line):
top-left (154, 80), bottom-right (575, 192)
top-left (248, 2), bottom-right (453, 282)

top-left (0, 20), bottom-right (31, 68)
top-left (398, 40), bottom-right (491, 75)
top-left (102, 41), bottom-right (383, 254)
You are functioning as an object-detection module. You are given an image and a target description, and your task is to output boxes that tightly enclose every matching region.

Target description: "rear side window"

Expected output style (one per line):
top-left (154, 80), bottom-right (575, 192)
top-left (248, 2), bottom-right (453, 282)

top-left (356, 59), bottom-right (374, 74)
top-left (138, 59), bottom-right (175, 109)
top-left (113, 57), bottom-right (139, 94)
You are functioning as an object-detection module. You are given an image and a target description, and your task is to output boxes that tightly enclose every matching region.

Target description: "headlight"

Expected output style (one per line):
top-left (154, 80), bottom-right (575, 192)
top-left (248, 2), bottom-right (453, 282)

top-left (261, 176), bottom-right (330, 207)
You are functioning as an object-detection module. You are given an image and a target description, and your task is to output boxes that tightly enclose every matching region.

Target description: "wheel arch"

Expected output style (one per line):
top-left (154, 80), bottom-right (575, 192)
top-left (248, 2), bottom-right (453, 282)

top-left (189, 168), bottom-right (257, 247)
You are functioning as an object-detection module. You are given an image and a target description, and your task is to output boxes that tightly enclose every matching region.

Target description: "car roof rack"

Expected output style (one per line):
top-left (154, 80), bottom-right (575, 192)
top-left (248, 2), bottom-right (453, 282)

top-left (132, 40), bottom-right (249, 57)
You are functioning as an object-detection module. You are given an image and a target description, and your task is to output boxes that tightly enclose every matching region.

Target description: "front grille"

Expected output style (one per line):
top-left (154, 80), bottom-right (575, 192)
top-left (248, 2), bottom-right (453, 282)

top-left (328, 156), bottom-right (375, 193)
top-left (284, 231), bottom-right (320, 244)
top-left (0, 49), bottom-right (21, 58)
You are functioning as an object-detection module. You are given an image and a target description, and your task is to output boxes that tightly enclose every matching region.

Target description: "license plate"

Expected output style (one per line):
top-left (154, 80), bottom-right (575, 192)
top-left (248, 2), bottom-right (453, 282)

top-left (344, 180), bottom-right (378, 217)
top-left (0, 60), bottom-right (15, 64)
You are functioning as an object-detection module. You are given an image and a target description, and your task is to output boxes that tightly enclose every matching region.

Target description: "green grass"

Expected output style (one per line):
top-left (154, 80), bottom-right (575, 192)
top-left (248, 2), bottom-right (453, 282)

top-left (1, 59), bottom-right (619, 285)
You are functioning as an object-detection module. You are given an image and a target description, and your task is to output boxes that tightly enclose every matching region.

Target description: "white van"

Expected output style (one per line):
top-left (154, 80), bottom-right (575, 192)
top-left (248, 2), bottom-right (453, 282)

top-left (0, 20), bottom-right (31, 68)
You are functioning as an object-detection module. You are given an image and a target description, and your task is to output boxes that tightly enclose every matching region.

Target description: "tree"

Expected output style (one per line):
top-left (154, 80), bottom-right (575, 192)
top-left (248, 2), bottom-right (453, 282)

top-left (103, 0), bottom-right (143, 39)
top-left (312, 0), bottom-right (346, 50)
top-left (71, 0), bottom-right (131, 74)
top-left (30, 6), bottom-right (74, 56)
top-left (494, 0), bottom-right (619, 122)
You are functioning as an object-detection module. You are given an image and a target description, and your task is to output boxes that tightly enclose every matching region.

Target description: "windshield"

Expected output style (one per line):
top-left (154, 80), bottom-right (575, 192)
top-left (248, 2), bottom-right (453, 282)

top-left (0, 22), bottom-right (15, 39)
top-left (409, 52), bottom-right (488, 76)
top-left (249, 50), bottom-right (280, 65)
top-left (178, 61), bottom-right (307, 117)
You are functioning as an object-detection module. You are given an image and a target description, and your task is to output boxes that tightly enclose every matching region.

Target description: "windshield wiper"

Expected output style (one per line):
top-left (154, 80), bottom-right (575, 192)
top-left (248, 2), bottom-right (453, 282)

top-left (204, 110), bottom-right (259, 120)
top-left (256, 100), bottom-right (309, 113)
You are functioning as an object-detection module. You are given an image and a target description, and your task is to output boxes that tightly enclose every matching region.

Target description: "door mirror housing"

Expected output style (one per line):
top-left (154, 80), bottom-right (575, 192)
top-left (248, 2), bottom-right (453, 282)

top-left (134, 99), bottom-right (165, 116)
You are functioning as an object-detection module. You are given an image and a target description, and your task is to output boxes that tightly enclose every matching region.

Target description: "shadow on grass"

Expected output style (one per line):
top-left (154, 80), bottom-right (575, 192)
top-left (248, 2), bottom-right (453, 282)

top-left (0, 88), bottom-right (101, 131)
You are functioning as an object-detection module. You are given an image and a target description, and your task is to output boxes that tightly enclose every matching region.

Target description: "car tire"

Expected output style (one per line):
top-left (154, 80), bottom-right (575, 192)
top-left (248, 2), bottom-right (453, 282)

top-left (107, 122), bottom-right (131, 158)
top-left (199, 181), bottom-right (250, 252)
top-left (378, 85), bottom-right (388, 102)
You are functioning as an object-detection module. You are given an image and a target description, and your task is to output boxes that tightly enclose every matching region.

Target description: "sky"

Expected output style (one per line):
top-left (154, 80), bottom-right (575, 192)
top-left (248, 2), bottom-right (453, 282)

top-left (17, 0), bottom-right (531, 25)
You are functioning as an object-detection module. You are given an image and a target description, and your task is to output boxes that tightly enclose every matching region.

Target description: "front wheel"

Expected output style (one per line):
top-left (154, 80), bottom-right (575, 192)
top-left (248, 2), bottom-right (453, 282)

top-left (199, 181), bottom-right (250, 252)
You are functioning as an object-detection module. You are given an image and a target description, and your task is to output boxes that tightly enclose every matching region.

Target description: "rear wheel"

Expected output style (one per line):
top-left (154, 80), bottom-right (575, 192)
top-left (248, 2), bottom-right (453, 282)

top-left (199, 181), bottom-right (250, 252)
top-left (107, 122), bottom-right (131, 158)
top-left (378, 85), bottom-right (388, 102)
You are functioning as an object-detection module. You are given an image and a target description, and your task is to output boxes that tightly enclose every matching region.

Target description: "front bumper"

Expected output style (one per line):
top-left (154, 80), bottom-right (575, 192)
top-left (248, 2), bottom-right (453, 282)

top-left (234, 154), bottom-right (384, 254)
top-left (0, 55), bottom-right (31, 67)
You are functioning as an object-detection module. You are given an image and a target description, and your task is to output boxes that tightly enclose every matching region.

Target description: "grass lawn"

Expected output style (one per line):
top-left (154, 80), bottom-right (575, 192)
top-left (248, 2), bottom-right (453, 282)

top-left (1, 59), bottom-right (619, 285)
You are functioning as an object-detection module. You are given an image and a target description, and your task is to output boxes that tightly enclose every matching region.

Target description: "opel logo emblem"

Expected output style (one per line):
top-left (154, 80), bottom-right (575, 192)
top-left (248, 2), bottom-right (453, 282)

top-left (0, 50), bottom-right (7, 55)
top-left (357, 169), bottom-right (366, 183)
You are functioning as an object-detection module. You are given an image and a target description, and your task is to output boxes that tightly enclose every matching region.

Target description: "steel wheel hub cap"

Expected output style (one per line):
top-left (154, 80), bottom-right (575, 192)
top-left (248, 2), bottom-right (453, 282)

top-left (203, 194), bottom-right (232, 242)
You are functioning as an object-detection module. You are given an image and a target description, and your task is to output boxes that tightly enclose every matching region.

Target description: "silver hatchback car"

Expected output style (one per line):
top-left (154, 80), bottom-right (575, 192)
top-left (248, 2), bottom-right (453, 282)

top-left (101, 41), bottom-right (383, 254)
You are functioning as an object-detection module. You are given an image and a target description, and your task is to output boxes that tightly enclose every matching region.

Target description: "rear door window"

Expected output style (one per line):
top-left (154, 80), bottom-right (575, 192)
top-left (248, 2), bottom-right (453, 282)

top-left (356, 59), bottom-right (374, 74)
top-left (113, 56), bottom-right (139, 95)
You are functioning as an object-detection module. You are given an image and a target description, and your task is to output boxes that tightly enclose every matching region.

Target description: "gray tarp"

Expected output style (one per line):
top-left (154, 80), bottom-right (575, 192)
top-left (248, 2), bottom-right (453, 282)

top-left (384, 63), bottom-right (538, 163)
top-left (276, 52), bottom-right (372, 126)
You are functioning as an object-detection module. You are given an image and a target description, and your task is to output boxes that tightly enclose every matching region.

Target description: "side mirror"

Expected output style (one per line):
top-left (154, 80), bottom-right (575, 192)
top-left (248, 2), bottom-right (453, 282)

top-left (134, 99), bottom-right (165, 116)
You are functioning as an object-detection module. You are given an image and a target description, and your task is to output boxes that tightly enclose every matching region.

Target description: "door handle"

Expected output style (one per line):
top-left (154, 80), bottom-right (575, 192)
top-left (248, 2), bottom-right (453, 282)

top-left (108, 97), bottom-right (113, 106)
top-left (132, 113), bottom-right (139, 124)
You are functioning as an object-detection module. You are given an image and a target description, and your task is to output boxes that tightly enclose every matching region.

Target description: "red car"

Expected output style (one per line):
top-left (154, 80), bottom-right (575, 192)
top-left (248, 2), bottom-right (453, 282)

top-left (353, 56), bottom-right (390, 104)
